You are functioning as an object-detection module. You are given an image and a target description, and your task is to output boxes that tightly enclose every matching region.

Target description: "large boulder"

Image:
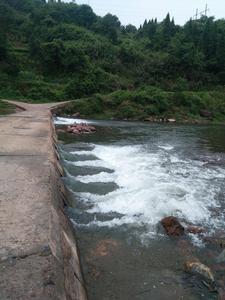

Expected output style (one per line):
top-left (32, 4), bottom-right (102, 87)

top-left (161, 216), bottom-right (185, 236)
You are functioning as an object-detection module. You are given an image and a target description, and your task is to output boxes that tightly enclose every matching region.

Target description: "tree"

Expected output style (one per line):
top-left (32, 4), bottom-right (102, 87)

top-left (40, 39), bottom-right (65, 72)
top-left (168, 33), bottom-right (204, 81)
top-left (63, 44), bottom-right (88, 73)
top-left (160, 13), bottom-right (177, 46)
top-left (95, 13), bottom-right (121, 43)
top-left (121, 24), bottom-right (137, 34)
top-left (0, 30), bottom-right (7, 60)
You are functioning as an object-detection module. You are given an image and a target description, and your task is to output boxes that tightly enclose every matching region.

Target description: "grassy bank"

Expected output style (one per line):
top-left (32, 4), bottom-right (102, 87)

top-left (58, 87), bottom-right (225, 123)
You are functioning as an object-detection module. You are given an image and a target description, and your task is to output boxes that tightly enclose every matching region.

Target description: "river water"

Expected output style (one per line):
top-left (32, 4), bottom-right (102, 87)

top-left (55, 117), bottom-right (225, 300)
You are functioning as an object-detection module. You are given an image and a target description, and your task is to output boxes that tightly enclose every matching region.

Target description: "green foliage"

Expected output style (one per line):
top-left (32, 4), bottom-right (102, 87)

top-left (64, 67), bottom-right (122, 98)
top-left (64, 88), bottom-right (225, 122)
top-left (63, 95), bottom-right (103, 116)
top-left (0, 31), bottom-right (7, 59)
top-left (0, 0), bottom-right (224, 123)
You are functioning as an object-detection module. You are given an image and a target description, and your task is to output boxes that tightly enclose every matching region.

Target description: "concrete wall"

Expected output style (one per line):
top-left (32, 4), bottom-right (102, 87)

top-left (50, 117), bottom-right (88, 300)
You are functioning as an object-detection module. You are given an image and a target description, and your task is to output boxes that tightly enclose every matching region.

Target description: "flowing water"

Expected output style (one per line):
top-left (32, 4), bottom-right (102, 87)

top-left (55, 117), bottom-right (225, 300)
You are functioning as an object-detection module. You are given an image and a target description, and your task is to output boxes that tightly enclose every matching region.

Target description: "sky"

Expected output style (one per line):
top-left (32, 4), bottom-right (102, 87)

top-left (64, 0), bottom-right (225, 27)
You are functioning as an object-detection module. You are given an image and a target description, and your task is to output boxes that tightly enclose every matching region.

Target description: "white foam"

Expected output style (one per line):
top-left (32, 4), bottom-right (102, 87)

top-left (158, 145), bottom-right (174, 151)
top-left (54, 116), bottom-right (93, 125)
top-left (67, 159), bottom-right (110, 168)
top-left (70, 150), bottom-right (94, 155)
top-left (73, 215), bottom-right (140, 228)
top-left (76, 172), bottom-right (116, 183)
top-left (70, 143), bottom-right (225, 233)
top-left (189, 233), bottom-right (205, 248)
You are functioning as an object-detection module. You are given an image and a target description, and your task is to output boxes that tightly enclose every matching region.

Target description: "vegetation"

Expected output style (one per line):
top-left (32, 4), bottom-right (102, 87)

top-left (60, 88), bottom-right (225, 122)
top-left (1, 0), bottom-right (225, 121)
top-left (0, 100), bottom-right (16, 115)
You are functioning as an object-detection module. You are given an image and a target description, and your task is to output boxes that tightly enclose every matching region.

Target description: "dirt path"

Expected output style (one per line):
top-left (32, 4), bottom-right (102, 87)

top-left (0, 101), bottom-right (69, 300)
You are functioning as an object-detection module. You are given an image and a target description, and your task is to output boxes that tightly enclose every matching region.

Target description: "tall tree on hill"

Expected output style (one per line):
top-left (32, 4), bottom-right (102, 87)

top-left (95, 13), bottom-right (121, 43)
top-left (161, 13), bottom-right (177, 45)
top-left (0, 30), bottom-right (7, 60)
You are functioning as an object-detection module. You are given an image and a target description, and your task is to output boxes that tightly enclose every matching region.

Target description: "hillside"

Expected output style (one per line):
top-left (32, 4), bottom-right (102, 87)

top-left (1, 0), bottom-right (225, 121)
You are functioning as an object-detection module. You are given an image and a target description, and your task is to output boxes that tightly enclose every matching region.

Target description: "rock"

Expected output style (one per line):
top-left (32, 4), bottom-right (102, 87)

top-left (161, 216), bottom-right (185, 236)
top-left (67, 126), bottom-right (74, 133)
top-left (144, 117), bottom-right (154, 122)
top-left (72, 112), bottom-right (80, 118)
top-left (186, 226), bottom-right (205, 234)
top-left (185, 261), bottom-right (215, 283)
top-left (66, 123), bottom-right (96, 135)
top-left (167, 118), bottom-right (176, 123)
top-left (72, 128), bottom-right (80, 134)
top-left (216, 249), bottom-right (225, 263)
top-left (200, 110), bottom-right (214, 119)
top-left (192, 119), bottom-right (201, 124)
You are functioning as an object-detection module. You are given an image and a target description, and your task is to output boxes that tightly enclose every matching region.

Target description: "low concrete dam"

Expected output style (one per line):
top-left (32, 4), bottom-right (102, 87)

top-left (0, 101), bottom-right (87, 300)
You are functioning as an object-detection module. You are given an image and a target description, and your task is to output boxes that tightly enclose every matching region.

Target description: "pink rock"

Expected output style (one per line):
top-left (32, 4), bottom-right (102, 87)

top-left (66, 123), bottom-right (96, 135)
top-left (72, 129), bottom-right (80, 134)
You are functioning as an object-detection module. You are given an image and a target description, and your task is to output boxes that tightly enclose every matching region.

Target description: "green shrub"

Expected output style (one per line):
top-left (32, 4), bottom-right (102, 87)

top-left (116, 101), bottom-right (139, 119)
top-left (144, 104), bottom-right (159, 115)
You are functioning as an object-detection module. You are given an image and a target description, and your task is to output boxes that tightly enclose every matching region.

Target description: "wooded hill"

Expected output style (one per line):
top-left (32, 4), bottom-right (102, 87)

top-left (1, 0), bottom-right (225, 121)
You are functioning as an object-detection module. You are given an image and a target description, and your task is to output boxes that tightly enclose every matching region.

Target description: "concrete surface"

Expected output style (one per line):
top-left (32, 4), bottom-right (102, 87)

top-left (0, 101), bottom-right (87, 300)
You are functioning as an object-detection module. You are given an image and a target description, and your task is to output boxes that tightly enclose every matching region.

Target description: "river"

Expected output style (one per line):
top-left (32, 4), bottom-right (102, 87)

top-left (55, 117), bottom-right (225, 300)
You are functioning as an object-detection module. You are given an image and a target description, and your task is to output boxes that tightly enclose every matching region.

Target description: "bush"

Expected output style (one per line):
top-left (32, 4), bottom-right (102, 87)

top-left (173, 92), bottom-right (202, 107)
top-left (116, 100), bottom-right (141, 119)
top-left (144, 104), bottom-right (159, 115)
top-left (64, 68), bottom-right (121, 99)
top-left (173, 77), bottom-right (189, 91)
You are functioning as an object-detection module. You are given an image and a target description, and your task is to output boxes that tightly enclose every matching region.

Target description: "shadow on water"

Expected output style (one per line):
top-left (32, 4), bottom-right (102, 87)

top-left (56, 119), bottom-right (225, 300)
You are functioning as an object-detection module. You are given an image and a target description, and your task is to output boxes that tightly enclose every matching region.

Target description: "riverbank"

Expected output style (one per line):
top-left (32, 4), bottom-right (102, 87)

top-left (56, 88), bottom-right (225, 125)
top-left (0, 101), bottom-right (87, 300)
